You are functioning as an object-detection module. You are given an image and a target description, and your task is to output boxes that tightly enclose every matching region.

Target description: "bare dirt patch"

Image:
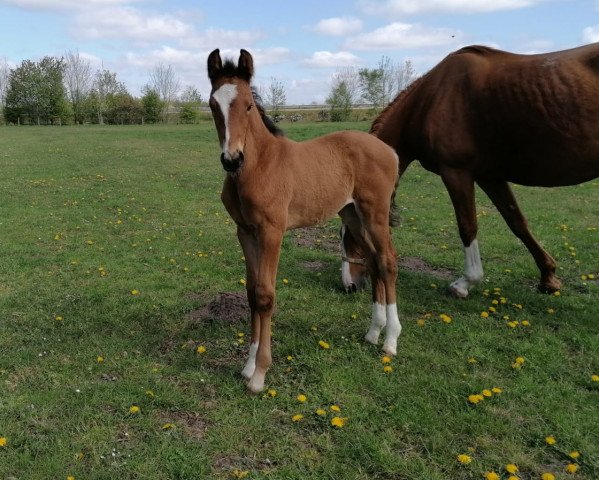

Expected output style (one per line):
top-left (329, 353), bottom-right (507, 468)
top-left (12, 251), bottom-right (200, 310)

top-left (156, 410), bottom-right (209, 440)
top-left (298, 260), bottom-right (328, 272)
top-left (398, 256), bottom-right (454, 280)
top-left (291, 226), bottom-right (340, 254)
top-left (212, 454), bottom-right (273, 474)
top-left (187, 291), bottom-right (249, 325)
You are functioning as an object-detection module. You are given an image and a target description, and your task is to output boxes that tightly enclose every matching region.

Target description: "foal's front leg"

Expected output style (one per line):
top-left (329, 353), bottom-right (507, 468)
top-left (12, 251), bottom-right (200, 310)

top-left (246, 227), bottom-right (283, 394)
top-left (236, 225), bottom-right (260, 380)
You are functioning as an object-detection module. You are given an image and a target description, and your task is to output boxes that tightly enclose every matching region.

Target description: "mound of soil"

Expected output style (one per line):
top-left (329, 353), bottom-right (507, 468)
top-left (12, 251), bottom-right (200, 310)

top-left (398, 256), bottom-right (454, 280)
top-left (187, 291), bottom-right (249, 325)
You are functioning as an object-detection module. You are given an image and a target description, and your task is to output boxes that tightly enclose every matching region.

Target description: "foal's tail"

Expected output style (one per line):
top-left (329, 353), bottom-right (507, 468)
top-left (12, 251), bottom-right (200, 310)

top-left (389, 154), bottom-right (401, 227)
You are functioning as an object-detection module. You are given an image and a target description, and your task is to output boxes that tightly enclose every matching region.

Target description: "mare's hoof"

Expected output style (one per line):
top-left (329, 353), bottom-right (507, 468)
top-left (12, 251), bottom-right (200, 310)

top-left (448, 283), bottom-right (469, 299)
top-left (538, 276), bottom-right (562, 293)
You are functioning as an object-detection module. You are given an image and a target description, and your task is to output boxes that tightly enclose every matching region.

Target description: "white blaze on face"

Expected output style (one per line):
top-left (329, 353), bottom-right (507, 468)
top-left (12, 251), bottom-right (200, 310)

top-left (212, 83), bottom-right (238, 154)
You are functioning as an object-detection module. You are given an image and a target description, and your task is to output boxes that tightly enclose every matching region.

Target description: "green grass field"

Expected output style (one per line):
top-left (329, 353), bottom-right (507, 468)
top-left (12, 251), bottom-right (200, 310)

top-left (0, 122), bottom-right (597, 480)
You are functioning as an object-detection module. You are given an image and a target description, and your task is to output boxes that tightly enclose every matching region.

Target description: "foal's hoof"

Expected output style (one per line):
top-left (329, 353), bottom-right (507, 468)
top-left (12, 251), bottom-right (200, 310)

top-left (448, 282), bottom-right (469, 299)
top-left (539, 276), bottom-right (562, 293)
top-left (382, 342), bottom-right (397, 356)
top-left (246, 373), bottom-right (265, 394)
top-left (364, 330), bottom-right (380, 345)
top-left (345, 283), bottom-right (358, 294)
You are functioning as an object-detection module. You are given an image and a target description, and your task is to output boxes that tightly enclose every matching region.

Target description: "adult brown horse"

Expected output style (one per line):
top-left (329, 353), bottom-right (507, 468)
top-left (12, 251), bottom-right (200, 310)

top-left (342, 43), bottom-right (599, 298)
top-left (207, 49), bottom-right (402, 393)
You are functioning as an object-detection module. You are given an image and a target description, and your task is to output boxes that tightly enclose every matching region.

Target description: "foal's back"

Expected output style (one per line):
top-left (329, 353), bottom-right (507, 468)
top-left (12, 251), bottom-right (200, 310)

top-left (279, 130), bottom-right (398, 229)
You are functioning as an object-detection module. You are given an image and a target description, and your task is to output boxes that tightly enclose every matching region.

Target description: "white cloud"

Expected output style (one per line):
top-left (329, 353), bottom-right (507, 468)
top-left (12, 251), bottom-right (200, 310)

top-left (179, 28), bottom-right (265, 50)
top-left (359, 0), bottom-right (544, 15)
top-left (70, 7), bottom-right (192, 44)
top-left (1, 0), bottom-right (133, 9)
top-left (346, 22), bottom-right (462, 50)
top-left (583, 25), bottom-right (599, 43)
top-left (311, 16), bottom-right (363, 36)
top-left (303, 51), bottom-right (361, 68)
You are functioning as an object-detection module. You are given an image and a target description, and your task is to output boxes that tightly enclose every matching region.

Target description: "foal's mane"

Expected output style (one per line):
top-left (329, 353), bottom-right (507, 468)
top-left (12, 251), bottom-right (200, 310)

top-left (220, 58), bottom-right (285, 137)
top-left (369, 71), bottom-right (429, 136)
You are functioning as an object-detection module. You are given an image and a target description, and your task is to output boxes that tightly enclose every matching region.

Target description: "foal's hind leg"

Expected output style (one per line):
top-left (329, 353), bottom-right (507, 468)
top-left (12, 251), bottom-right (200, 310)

top-left (441, 168), bottom-right (484, 298)
top-left (477, 179), bottom-right (561, 292)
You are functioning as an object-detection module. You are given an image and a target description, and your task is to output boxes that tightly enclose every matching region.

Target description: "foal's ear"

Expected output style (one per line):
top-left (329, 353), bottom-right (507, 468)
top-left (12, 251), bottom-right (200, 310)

top-left (238, 49), bottom-right (254, 81)
top-left (207, 49), bottom-right (222, 81)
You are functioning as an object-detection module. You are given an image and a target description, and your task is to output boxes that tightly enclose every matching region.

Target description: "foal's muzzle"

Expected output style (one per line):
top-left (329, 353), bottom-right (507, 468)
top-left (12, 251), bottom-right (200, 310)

top-left (220, 151), bottom-right (244, 172)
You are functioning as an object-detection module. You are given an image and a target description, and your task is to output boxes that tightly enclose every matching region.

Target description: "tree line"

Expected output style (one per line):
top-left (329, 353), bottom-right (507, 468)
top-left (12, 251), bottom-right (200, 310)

top-left (0, 52), bottom-right (416, 126)
top-left (0, 52), bottom-right (202, 126)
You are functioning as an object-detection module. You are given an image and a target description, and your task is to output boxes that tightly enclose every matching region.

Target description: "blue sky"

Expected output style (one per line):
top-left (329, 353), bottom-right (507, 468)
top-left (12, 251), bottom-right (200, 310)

top-left (1, 0), bottom-right (598, 104)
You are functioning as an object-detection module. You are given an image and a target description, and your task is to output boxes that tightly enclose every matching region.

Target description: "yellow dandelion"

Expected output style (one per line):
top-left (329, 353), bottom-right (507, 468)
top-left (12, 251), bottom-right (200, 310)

top-left (232, 469), bottom-right (249, 479)
top-left (315, 408), bottom-right (326, 416)
top-left (286, 355), bottom-right (293, 361)
top-left (507, 321), bottom-right (518, 328)
top-left (282, 278), bottom-right (289, 284)
top-left (545, 435), bottom-right (556, 445)
top-left (492, 387), bottom-right (503, 394)
top-left (588, 273), bottom-right (595, 279)
top-left (439, 313), bottom-right (452, 323)
top-left (239, 279), bottom-right (246, 285)
top-left (318, 340), bottom-right (330, 349)
top-left (129, 405), bottom-right (140, 414)
top-left (162, 423), bottom-right (175, 430)
top-left (591, 374), bottom-right (599, 382)
top-left (521, 320), bottom-right (530, 326)
top-left (481, 311), bottom-right (489, 318)
top-left (482, 389), bottom-right (492, 398)
top-left (297, 394), bottom-right (307, 403)
top-left (67, 476), bottom-right (76, 480)
top-left (291, 414), bottom-right (303, 422)
top-left (505, 464), bottom-right (519, 474)
top-left (457, 454), bottom-right (472, 465)
top-left (196, 345), bottom-right (206, 354)
top-left (467, 357), bottom-right (477, 364)
top-left (266, 389), bottom-right (277, 398)
top-left (96, 356), bottom-right (104, 363)
top-left (131, 289), bottom-right (140, 295)
top-left (468, 394), bottom-right (484, 404)
top-left (330, 416), bottom-right (347, 428)
top-left (565, 463), bottom-right (578, 474)
top-left (330, 405), bottom-right (341, 412)
top-left (553, 291), bottom-right (561, 296)
top-left (488, 306), bottom-right (496, 313)
top-left (547, 308), bottom-right (555, 314)
top-left (541, 473), bottom-right (555, 480)
top-left (491, 299), bottom-right (499, 305)
top-left (507, 477), bottom-right (519, 480)
top-left (569, 451), bottom-right (580, 459)
top-left (515, 357), bottom-right (525, 364)
top-left (381, 356), bottom-right (392, 364)
top-left (484, 472), bottom-right (500, 480)
top-left (417, 318), bottom-right (426, 327)
top-left (383, 365), bottom-right (393, 373)
top-left (55, 315), bottom-right (63, 321)
top-left (0, 437), bottom-right (7, 447)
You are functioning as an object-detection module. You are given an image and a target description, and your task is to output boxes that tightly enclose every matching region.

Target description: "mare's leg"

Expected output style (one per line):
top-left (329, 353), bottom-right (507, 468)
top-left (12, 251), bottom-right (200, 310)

top-left (477, 179), bottom-right (561, 292)
top-left (441, 168), bottom-right (484, 298)
top-left (246, 226), bottom-right (284, 394)
top-left (236, 225), bottom-right (261, 379)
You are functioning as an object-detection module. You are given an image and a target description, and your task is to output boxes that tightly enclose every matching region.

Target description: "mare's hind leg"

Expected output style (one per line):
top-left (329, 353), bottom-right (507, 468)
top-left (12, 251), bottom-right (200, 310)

top-left (477, 179), bottom-right (561, 292)
top-left (441, 168), bottom-right (484, 298)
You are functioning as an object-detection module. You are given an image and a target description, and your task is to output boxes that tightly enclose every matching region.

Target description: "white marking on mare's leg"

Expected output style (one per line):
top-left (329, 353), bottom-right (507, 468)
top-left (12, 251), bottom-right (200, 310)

top-left (365, 302), bottom-right (386, 345)
top-left (212, 83), bottom-right (238, 154)
top-left (450, 238), bottom-right (484, 298)
top-left (382, 304), bottom-right (401, 356)
top-left (241, 341), bottom-right (258, 379)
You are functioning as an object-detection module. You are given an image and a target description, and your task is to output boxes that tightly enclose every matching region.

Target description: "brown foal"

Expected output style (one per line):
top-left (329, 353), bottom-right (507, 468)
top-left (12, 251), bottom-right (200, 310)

top-left (207, 49), bottom-right (401, 393)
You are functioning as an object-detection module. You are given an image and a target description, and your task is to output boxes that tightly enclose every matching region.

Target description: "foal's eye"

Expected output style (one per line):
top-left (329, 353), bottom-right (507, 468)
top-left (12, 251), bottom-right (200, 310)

top-left (247, 104), bottom-right (253, 112)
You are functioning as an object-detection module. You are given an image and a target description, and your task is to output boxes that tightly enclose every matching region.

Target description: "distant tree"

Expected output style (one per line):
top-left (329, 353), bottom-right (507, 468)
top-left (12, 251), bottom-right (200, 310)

top-left (64, 50), bottom-right (92, 124)
top-left (264, 77), bottom-right (286, 117)
top-left (105, 92), bottom-right (142, 125)
top-left (90, 68), bottom-right (127, 124)
top-left (148, 63), bottom-right (181, 122)
top-left (178, 85), bottom-right (201, 124)
top-left (4, 56), bottom-right (67, 125)
top-left (359, 56), bottom-right (417, 110)
top-left (326, 80), bottom-right (353, 122)
top-left (0, 57), bottom-right (9, 121)
top-left (141, 87), bottom-right (163, 124)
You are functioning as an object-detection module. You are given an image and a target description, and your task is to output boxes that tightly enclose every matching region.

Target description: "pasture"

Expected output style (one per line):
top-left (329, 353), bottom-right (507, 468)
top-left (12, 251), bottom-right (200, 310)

top-left (0, 123), bottom-right (597, 479)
